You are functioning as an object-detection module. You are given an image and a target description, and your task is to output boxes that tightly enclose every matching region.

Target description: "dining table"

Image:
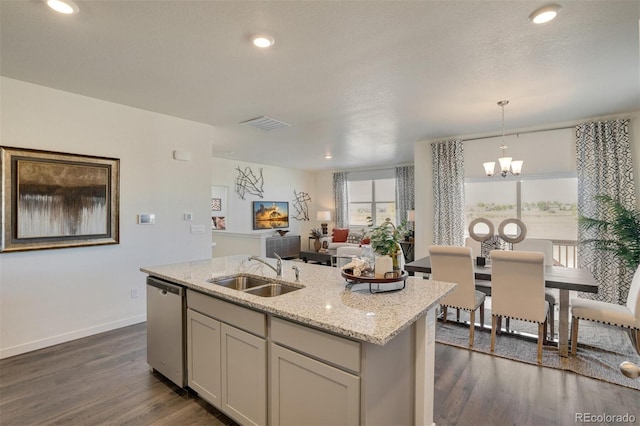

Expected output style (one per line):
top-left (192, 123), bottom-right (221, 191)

top-left (405, 256), bottom-right (599, 357)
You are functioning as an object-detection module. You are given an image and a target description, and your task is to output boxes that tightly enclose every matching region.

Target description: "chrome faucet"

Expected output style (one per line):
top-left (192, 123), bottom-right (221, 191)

top-left (292, 265), bottom-right (300, 282)
top-left (248, 253), bottom-right (283, 278)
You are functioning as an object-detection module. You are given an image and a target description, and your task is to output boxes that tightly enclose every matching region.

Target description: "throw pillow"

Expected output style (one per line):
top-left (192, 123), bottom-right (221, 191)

top-left (346, 232), bottom-right (363, 244)
top-left (332, 228), bottom-right (349, 243)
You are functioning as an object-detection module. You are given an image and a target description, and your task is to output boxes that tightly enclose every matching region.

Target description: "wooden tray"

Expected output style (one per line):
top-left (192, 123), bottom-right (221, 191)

top-left (341, 269), bottom-right (408, 293)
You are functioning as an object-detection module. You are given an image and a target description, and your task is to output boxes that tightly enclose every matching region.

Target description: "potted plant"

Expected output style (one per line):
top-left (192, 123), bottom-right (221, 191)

top-left (367, 217), bottom-right (409, 271)
top-left (579, 195), bottom-right (640, 271)
top-left (309, 228), bottom-right (323, 252)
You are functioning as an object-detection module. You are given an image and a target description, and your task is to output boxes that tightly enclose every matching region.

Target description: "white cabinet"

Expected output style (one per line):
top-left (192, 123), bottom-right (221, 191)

top-left (270, 317), bottom-right (360, 425)
top-left (221, 324), bottom-right (266, 425)
top-left (186, 290), bottom-right (267, 426)
top-left (187, 309), bottom-right (221, 407)
top-left (186, 289), bottom-right (419, 425)
top-left (270, 344), bottom-right (359, 426)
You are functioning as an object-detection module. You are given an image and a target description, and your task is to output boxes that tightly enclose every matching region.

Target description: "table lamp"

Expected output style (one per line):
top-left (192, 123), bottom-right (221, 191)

top-left (317, 211), bottom-right (331, 235)
top-left (407, 210), bottom-right (415, 239)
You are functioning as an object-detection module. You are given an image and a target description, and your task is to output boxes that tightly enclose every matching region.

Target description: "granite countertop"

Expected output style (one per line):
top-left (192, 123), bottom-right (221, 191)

top-left (141, 255), bottom-right (455, 346)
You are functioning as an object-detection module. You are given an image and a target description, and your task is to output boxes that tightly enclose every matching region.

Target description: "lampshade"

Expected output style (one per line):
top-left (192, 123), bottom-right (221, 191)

top-left (483, 162), bottom-right (496, 177)
top-left (407, 210), bottom-right (415, 221)
top-left (316, 211), bottom-right (331, 221)
top-left (498, 156), bottom-right (512, 173)
top-left (510, 160), bottom-right (523, 175)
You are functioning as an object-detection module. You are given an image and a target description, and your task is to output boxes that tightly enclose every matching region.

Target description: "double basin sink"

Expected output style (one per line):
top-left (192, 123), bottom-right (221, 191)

top-left (207, 275), bottom-right (302, 297)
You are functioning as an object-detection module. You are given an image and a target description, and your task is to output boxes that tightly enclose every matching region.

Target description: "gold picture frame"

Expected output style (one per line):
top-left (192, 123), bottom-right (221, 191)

top-left (1, 147), bottom-right (120, 252)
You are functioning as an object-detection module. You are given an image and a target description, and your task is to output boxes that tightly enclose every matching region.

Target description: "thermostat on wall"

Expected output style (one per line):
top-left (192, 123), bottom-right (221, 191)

top-left (138, 213), bottom-right (156, 225)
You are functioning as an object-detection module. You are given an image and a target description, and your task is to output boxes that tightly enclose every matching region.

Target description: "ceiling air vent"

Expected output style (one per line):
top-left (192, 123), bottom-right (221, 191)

top-left (239, 116), bottom-right (290, 131)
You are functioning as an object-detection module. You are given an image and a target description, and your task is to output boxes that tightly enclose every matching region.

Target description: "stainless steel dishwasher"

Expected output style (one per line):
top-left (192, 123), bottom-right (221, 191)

top-left (146, 276), bottom-right (185, 387)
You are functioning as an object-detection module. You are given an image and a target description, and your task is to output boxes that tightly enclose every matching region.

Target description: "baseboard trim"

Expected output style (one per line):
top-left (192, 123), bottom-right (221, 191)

top-left (0, 315), bottom-right (146, 359)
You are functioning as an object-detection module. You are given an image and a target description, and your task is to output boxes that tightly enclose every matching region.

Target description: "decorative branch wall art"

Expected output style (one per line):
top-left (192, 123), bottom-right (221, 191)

top-left (235, 166), bottom-right (264, 199)
top-left (1, 147), bottom-right (120, 252)
top-left (292, 190), bottom-right (311, 221)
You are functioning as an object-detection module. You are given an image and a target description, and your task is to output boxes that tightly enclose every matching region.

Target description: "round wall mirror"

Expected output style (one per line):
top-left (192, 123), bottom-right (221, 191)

top-left (468, 218), bottom-right (495, 242)
top-left (498, 218), bottom-right (527, 243)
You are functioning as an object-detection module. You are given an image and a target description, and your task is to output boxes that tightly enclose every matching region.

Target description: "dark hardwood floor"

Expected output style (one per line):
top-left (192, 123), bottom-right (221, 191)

top-left (1, 323), bottom-right (638, 425)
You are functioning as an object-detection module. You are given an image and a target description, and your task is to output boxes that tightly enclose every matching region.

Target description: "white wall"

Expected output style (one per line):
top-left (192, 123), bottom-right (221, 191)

top-left (0, 78), bottom-right (213, 358)
top-left (414, 116), bottom-right (640, 260)
top-left (211, 157), bottom-right (316, 255)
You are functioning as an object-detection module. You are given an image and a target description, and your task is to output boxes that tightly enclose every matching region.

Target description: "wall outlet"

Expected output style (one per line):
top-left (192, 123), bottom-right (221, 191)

top-left (130, 288), bottom-right (139, 298)
top-left (183, 212), bottom-right (193, 221)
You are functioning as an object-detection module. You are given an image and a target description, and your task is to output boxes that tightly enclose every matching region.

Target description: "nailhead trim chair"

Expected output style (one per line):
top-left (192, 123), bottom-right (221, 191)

top-left (513, 238), bottom-right (557, 341)
top-left (464, 237), bottom-right (492, 297)
top-left (571, 264), bottom-right (640, 356)
top-left (429, 245), bottom-right (486, 347)
top-left (490, 250), bottom-right (548, 364)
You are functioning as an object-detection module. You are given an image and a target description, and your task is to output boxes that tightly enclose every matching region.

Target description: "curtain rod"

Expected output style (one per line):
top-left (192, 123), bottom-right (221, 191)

top-left (460, 125), bottom-right (576, 142)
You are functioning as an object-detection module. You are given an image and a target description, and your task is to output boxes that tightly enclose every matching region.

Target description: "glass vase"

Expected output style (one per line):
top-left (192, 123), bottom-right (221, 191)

top-left (360, 244), bottom-right (375, 272)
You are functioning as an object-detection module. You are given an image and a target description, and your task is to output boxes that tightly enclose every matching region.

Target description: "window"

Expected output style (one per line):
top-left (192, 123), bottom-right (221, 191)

top-left (521, 178), bottom-right (577, 240)
top-left (465, 176), bottom-right (577, 241)
top-left (348, 177), bottom-right (396, 227)
top-left (465, 180), bottom-right (516, 234)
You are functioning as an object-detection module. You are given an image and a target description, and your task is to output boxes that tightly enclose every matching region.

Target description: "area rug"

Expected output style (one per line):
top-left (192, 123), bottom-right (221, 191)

top-left (436, 309), bottom-right (640, 390)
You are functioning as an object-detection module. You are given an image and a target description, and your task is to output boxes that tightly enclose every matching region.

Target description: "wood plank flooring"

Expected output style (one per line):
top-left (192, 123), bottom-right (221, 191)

top-left (1, 323), bottom-right (638, 425)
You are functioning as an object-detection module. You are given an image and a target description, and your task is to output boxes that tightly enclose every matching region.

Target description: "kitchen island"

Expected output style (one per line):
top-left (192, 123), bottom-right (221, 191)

top-left (141, 255), bottom-right (455, 426)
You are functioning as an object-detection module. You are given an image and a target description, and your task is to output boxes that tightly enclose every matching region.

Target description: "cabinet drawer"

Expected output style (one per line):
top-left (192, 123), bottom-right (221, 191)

top-left (187, 290), bottom-right (266, 337)
top-left (271, 317), bottom-right (360, 373)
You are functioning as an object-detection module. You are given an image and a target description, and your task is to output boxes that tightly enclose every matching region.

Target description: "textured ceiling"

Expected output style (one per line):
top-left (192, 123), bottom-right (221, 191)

top-left (1, 1), bottom-right (639, 171)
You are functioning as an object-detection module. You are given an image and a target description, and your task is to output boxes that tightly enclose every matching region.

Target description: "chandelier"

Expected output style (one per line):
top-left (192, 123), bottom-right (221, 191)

top-left (482, 100), bottom-right (523, 178)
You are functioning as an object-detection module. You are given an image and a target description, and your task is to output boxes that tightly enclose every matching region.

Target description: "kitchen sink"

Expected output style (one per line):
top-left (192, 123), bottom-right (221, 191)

top-left (208, 275), bottom-right (302, 297)
top-left (244, 283), bottom-right (301, 297)
top-left (208, 275), bottom-right (271, 290)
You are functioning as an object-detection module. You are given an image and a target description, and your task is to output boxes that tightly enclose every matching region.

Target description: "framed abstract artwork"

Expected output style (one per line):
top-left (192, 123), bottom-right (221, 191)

top-left (0, 147), bottom-right (120, 252)
top-left (252, 201), bottom-right (289, 230)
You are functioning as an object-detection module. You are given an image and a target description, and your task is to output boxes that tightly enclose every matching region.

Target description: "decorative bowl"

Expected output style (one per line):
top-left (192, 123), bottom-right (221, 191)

top-left (276, 230), bottom-right (289, 237)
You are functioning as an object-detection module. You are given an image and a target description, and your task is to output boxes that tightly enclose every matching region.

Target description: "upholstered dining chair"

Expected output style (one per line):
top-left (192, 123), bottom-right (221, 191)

top-left (513, 238), bottom-right (557, 340)
top-left (464, 237), bottom-right (492, 297)
top-left (429, 245), bottom-right (485, 347)
top-left (571, 264), bottom-right (640, 356)
top-left (490, 250), bottom-right (548, 364)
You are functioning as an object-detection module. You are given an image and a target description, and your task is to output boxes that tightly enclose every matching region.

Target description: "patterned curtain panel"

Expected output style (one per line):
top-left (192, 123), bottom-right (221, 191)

top-left (395, 165), bottom-right (415, 225)
top-left (576, 119), bottom-right (636, 304)
top-left (333, 172), bottom-right (349, 228)
top-left (431, 139), bottom-right (465, 246)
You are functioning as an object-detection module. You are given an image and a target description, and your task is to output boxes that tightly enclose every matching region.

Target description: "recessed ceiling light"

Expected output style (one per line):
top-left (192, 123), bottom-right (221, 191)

top-left (529, 4), bottom-right (561, 24)
top-left (325, 154), bottom-right (332, 159)
top-left (252, 35), bottom-right (275, 48)
top-left (44, 0), bottom-right (79, 14)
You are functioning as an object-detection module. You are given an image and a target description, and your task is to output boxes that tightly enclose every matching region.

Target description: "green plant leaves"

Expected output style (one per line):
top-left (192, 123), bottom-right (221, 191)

top-left (579, 195), bottom-right (640, 270)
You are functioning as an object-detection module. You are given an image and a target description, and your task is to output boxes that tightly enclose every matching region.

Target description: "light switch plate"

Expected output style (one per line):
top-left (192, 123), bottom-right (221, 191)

top-left (184, 212), bottom-right (193, 221)
top-left (138, 213), bottom-right (155, 225)
top-left (190, 224), bottom-right (205, 234)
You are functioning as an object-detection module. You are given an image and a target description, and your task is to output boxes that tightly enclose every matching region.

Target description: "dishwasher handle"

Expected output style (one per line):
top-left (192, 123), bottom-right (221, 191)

top-left (147, 276), bottom-right (184, 296)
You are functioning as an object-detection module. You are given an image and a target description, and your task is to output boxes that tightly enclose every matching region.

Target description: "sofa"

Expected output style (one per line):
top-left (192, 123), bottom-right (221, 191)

top-left (323, 228), bottom-right (370, 256)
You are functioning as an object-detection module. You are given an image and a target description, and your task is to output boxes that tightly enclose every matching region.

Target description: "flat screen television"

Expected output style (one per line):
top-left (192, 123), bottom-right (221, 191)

top-left (252, 201), bottom-right (289, 230)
